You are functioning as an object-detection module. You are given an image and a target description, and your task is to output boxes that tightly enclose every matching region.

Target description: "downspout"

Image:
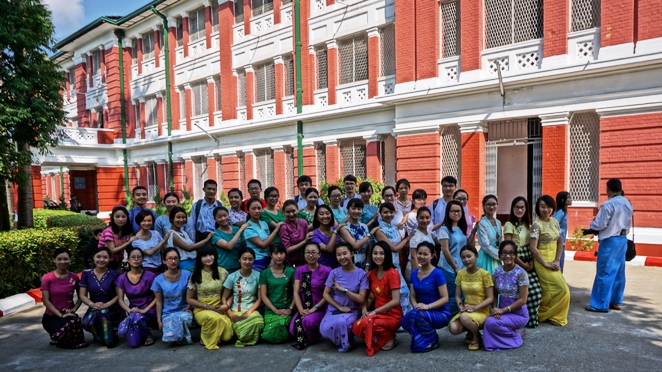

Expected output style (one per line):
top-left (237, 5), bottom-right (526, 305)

top-left (114, 29), bottom-right (131, 204)
top-left (294, 0), bottom-right (304, 177)
top-left (150, 6), bottom-right (175, 191)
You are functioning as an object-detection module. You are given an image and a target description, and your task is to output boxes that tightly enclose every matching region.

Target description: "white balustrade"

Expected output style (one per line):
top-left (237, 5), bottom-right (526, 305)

top-left (336, 81), bottom-right (368, 107)
top-left (253, 101), bottom-right (276, 119)
top-left (237, 107), bottom-right (247, 121)
top-left (378, 75), bottom-right (396, 96)
top-left (144, 125), bottom-right (159, 140)
top-left (56, 126), bottom-right (114, 145)
top-left (251, 11), bottom-right (274, 36)
top-left (438, 57), bottom-right (459, 82)
top-left (175, 46), bottom-right (185, 64)
top-left (188, 38), bottom-right (207, 58)
top-left (482, 39), bottom-right (543, 75)
top-left (282, 97), bottom-right (296, 115)
top-left (314, 89), bottom-right (329, 108)
top-left (234, 24), bottom-right (245, 43)
top-left (191, 114), bottom-right (209, 131)
top-left (568, 28), bottom-right (600, 62)
top-left (281, 4), bottom-right (293, 26)
top-left (142, 57), bottom-right (156, 74)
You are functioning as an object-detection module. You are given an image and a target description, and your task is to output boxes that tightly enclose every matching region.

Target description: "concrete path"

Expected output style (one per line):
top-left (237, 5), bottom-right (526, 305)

top-left (1, 261), bottom-right (660, 371)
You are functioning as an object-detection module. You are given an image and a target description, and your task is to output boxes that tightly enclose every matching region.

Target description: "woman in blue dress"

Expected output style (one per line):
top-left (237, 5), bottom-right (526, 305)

top-left (553, 191), bottom-right (571, 272)
top-left (436, 200), bottom-right (468, 317)
top-left (476, 195), bottom-right (501, 274)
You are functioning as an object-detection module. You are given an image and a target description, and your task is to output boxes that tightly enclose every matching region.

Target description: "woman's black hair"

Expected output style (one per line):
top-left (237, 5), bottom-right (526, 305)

top-left (269, 242), bottom-right (287, 255)
top-left (535, 195), bottom-right (556, 216)
top-left (313, 204), bottom-right (334, 229)
top-left (163, 192), bottom-right (180, 203)
top-left (371, 241), bottom-right (395, 271)
top-left (498, 240), bottom-right (517, 257)
top-left (460, 244), bottom-right (478, 257)
top-left (282, 199), bottom-right (298, 211)
top-left (443, 200), bottom-right (468, 235)
top-left (416, 241), bottom-right (436, 256)
top-left (508, 196), bottom-right (531, 229)
top-left (381, 186), bottom-right (396, 197)
top-left (453, 189), bottom-right (469, 199)
top-left (379, 202), bottom-right (396, 213)
top-left (237, 247), bottom-right (256, 261)
top-left (481, 194), bottom-right (498, 217)
top-left (163, 247), bottom-right (181, 260)
top-left (53, 247), bottom-right (72, 259)
top-left (228, 188), bottom-right (243, 200)
top-left (395, 179), bottom-right (410, 191)
top-left (555, 191), bottom-right (570, 213)
top-left (304, 241), bottom-right (321, 253)
top-left (327, 185), bottom-right (343, 198)
top-left (358, 182), bottom-right (373, 193)
top-left (110, 206), bottom-right (132, 237)
top-left (347, 198), bottom-right (364, 210)
top-left (135, 209), bottom-right (154, 225)
top-left (213, 206), bottom-right (230, 228)
top-left (304, 187), bottom-right (319, 198)
top-left (93, 246), bottom-right (112, 260)
top-left (416, 206), bottom-right (431, 219)
top-left (245, 198), bottom-right (264, 213)
top-left (169, 206), bottom-right (188, 223)
top-left (126, 245), bottom-right (144, 258)
top-left (192, 244), bottom-right (219, 284)
top-left (334, 242), bottom-right (353, 255)
top-left (264, 186), bottom-right (279, 200)
top-left (412, 189), bottom-right (427, 201)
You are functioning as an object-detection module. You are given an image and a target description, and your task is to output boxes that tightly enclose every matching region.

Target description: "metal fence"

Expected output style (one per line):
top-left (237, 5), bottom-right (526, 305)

top-left (380, 25), bottom-right (395, 77)
top-left (147, 163), bottom-right (159, 202)
top-left (239, 153), bottom-right (247, 195)
top-left (571, 0), bottom-right (601, 32)
top-left (339, 34), bottom-right (368, 84)
top-left (484, 0), bottom-right (543, 49)
top-left (570, 112), bottom-right (600, 202)
top-left (285, 147), bottom-right (294, 198)
top-left (441, 125), bottom-right (461, 181)
top-left (340, 139), bottom-right (366, 179)
top-left (441, 0), bottom-right (460, 58)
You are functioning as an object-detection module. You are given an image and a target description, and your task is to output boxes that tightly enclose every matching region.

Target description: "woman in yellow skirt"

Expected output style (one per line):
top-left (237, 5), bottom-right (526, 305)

top-left (530, 196), bottom-right (570, 326)
top-left (448, 245), bottom-right (494, 350)
top-left (186, 245), bottom-right (233, 349)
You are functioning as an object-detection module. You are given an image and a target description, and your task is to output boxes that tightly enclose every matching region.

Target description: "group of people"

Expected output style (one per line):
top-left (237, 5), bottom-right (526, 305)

top-left (41, 175), bottom-right (633, 355)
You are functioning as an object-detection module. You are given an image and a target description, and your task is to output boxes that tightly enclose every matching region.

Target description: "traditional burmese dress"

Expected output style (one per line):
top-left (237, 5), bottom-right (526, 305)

top-left (504, 221), bottom-right (541, 328)
top-left (483, 265), bottom-right (530, 351)
top-left (243, 220), bottom-right (273, 272)
top-left (223, 270), bottom-right (264, 347)
top-left (352, 268), bottom-right (403, 356)
top-left (450, 269), bottom-right (494, 328)
top-left (359, 205), bottom-right (378, 225)
top-left (211, 226), bottom-right (244, 273)
top-left (407, 227), bottom-right (435, 284)
top-left (261, 209), bottom-right (284, 244)
top-left (553, 209), bottom-right (568, 272)
top-left (311, 227), bottom-right (338, 268)
top-left (289, 264), bottom-right (332, 349)
top-left (343, 222), bottom-right (370, 269)
top-left (379, 221), bottom-right (411, 315)
top-left (320, 267), bottom-right (369, 352)
top-left (401, 268), bottom-right (451, 353)
top-left (151, 270), bottom-right (193, 344)
top-left (167, 230), bottom-right (196, 270)
top-left (260, 266), bottom-right (295, 343)
top-left (436, 226), bottom-right (467, 317)
top-left (40, 272), bottom-right (87, 349)
top-left (531, 218), bottom-right (570, 326)
top-left (188, 267), bottom-right (233, 350)
top-left (476, 216), bottom-right (502, 274)
top-left (229, 208), bottom-right (247, 226)
top-left (132, 231), bottom-right (164, 274)
top-left (98, 226), bottom-right (131, 270)
top-left (279, 218), bottom-right (309, 266)
top-left (298, 209), bottom-right (315, 223)
top-left (116, 270), bottom-right (158, 347)
top-left (80, 269), bottom-right (123, 347)
top-left (331, 207), bottom-right (347, 224)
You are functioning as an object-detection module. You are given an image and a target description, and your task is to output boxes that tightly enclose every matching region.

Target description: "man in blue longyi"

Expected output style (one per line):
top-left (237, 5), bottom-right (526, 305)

top-left (583, 178), bottom-right (633, 313)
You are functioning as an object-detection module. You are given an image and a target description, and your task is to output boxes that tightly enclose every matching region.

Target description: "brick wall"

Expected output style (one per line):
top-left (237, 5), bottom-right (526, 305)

top-left (221, 155), bottom-right (240, 191)
top-left (637, 0), bottom-right (662, 41)
top-left (460, 131), bottom-right (487, 217)
top-left (396, 133), bottom-right (441, 200)
top-left (601, 0), bottom-right (636, 47)
top-left (365, 140), bottom-right (382, 181)
top-left (184, 159), bottom-right (194, 196)
top-left (273, 149), bottom-right (286, 195)
top-left (97, 167), bottom-right (127, 211)
top-left (460, 0), bottom-right (481, 71)
top-left (368, 33), bottom-right (379, 98)
top-left (74, 62), bottom-right (89, 127)
top-left (542, 124), bottom-right (569, 196)
top-left (543, 0), bottom-right (569, 57)
top-left (395, 0), bottom-right (415, 83)
top-left (415, 0), bottom-right (439, 80)
top-left (325, 144), bottom-right (340, 184)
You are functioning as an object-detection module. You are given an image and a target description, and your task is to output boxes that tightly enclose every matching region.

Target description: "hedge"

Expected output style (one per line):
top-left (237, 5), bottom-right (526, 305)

top-left (0, 228), bottom-right (79, 298)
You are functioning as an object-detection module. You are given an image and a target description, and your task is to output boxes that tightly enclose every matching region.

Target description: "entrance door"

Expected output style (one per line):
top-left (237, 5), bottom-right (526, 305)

top-left (69, 169), bottom-right (98, 213)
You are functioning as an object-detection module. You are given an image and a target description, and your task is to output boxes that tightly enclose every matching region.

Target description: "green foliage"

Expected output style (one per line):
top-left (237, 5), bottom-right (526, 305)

top-left (181, 189), bottom-right (193, 216)
top-left (219, 190), bottom-right (231, 207)
top-left (0, 228), bottom-right (79, 298)
top-left (152, 189), bottom-right (168, 216)
top-left (319, 177), bottom-right (384, 206)
top-left (568, 227), bottom-right (595, 252)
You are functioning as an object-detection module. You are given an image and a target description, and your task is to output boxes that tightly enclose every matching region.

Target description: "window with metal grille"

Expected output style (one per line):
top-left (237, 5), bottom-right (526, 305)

top-left (68, 68), bottom-right (76, 91)
top-left (285, 56), bottom-right (294, 96)
top-left (339, 34), bottom-right (368, 84)
top-left (285, 147), bottom-right (294, 198)
top-left (316, 143), bottom-right (327, 185)
top-left (380, 25), bottom-right (395, 77)
top-left (97, 109), bottom-right (104, 129)
top-left (235, 0), bottom-right (245, 23)
top-left (255, 149), bottom-right (275, 187)
top-left (239, 153), bottom-right (247, 195)
top-left (135, 102), bottom-right (141, 128)
top-left (484, 0), bottom-right (543, 49)
top-left (254, 62), bottom-right (275, 102)
top-left (570, 112), bottom-right (600, 202)
top-left (237, 70), bottom-right (247, 107)
top-left (340, 139), bottom-right (366, 179)
top-left (215, 77), bottom-right (222, 112)
top-left (179, 89), bottom-right (186, 120)
top-left (441, 1), bottom-right (460, 58)
top-left (176, 18), bottom-right (184, 46)
top-left (91, 50), bottom-right (101, 75)
top-left (211, 1), bottom-right (219, 32)
top-left (145, 96), bottom-right (158, 127)
top-left (193, 157), bottom-right (208, 200)
top-left (252, 0), bottom-right (274, 16)
top-left (316, 48), bottom-right (328, 89)
top-left (189, 7), bottom-right (206, 42)
top-left (441, 125), bottom-right (461, 181)
top-left (571, 0), bottom-right (601, 32)
top-left (142, 32), bottom-right (155, 59)
top-left (191, 81), bottom-right (209, 117)
top-left (282, 0), bottom-right (292, 4)
top-left (131, 39), bottom-right (138, 64)
top-left (146, 163), bottom-right (159, 202)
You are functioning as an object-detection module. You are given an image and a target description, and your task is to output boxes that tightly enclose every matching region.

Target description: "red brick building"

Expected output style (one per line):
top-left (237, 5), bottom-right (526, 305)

top-left (37, 0), bottom-right (662, 256)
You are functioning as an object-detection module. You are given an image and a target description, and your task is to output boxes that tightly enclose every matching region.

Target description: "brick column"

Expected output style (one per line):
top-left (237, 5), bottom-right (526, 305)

top-left (156, 161), bottom-right (167, 195)
top-left (99, 46), bottom-right (106, 83)
top-left (293, 0), bottom-right (313, 106)
top-left (207, 76), bottom-right (216, 126)
top-left (272, 146), bottom-right (286, 195)
top-left (543, 0), bottom-right (569, 57)
top-left (182, 14), bottom-right (190, 58)
top-left (31, 166), bottom-right (44, 209)
top-left (205, 3), bottom-right (213, 49)
top-left (245, 65), bottom-right (255, 121)
top-left (136, 37), bottom-right (143, 74)
top-left (219, 0), bottom-right (236, 120)
top-left (367, 28), bottom-right (380, 98)
top-left (184, 83), bottom-right (192, 131)
top-left (244, 150), bottom-right (255, 182)
top-left (129, 100), bottom-right (138, 139)
top-left (168, 17), bottom-right (181, 128)
top-left (88, 54), bottom-right (94, 87)
top-left (274, 0), bottom-right (282, 24)
top-left (638, 1), bottom-right (662, 41)
top-left (540, 113), bottom-right (570, 196)
top-left (327, 0), bottom-right (335, 5)
top-left (415, 0), bottom-right (439, 80)
top-left (206, 156), bottom-right (218, 183)
top-left (184, 158), bottom-right (194, 195)
top-left (221, 154), bottom-right (240, 191)
top-left (601, 0), bottom-right (636, 48)
top-left (395, 0), bottom-right (415, 84)
top-left (172, 160), bottom-right (185, 194)
top-left (243, 0), bottom-right (251, 35)
top-left (156, 92), bottom-right (164, 136)
top-left (460, 0), bottom-right (481, 73)
top-left (364, 136), bottom-right (382, 182)
top-left (97, 167), bottom-right (128, 211)
top-left (326, 40), bottom-right (338, 105)
top-left (75, 57), bottom-right (89, 127)
top-left (396, 132), bottom-right (441, 199)
top-left (459, 121), bottom-right (487, 217)
top-left (154, 28), bottom-right (161, 68)
top-left (65, 72), bottom-right (71, 101)
top-left (138, 98), bottom-right (146, 140)
top-left (323, 140), bottom-right (340, 183)
top-left (303, 145), bottom-right (317, 184)
top-left (274, 56), bottom-right (284, 115)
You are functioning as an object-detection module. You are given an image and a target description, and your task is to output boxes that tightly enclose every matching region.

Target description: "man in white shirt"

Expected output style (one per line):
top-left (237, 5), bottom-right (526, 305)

top-left (187, 179), bottom-right (224, 242)
top-left (583, 178), bottom-right (633, 313)
top-left (341, 174), bottom-right (361, 209)
top-left (293, 175), bottom-right (323, 210)
top-left (430, 176), bottom-right (457, 225)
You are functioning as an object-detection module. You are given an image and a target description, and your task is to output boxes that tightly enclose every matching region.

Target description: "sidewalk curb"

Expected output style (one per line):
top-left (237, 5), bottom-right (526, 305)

top-left (564, 251), bottom-right (662, 267)
top-left (0, 294), bottom-right (36, 318)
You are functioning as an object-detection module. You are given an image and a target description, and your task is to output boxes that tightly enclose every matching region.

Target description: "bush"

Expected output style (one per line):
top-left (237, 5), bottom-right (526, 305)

top-left (0, 228), bottom-right (79, 298)
top-left (319, 177), bottom-right (384, 206)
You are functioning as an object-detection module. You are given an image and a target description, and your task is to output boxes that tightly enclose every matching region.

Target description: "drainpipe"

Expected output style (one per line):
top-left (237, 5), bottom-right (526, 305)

top-left (294, 0), bottom-right (303, 177)
top-left (151, 6), bottom-right (174, 191)
top-left (114, 29), bottom-right (131, 204)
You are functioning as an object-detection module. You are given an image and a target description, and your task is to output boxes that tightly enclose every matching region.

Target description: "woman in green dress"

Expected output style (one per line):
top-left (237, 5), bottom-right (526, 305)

top-left (261, 187), bottom-right (285, 244)
top-left (259, 243), bottom-right (295, 343)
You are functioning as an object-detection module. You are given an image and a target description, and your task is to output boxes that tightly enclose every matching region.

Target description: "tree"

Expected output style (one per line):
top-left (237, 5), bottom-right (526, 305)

top-left (0, 0), bottom-right (64, 229)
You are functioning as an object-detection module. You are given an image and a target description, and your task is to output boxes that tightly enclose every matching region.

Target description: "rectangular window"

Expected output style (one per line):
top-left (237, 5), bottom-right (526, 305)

top-left (380, 24), bottom-right (396, 76)
top-left (339, 34), bottom-right (368, 85)
top-left (237, 70), bottom-right (247, 107)
top-left (316, 48), bottom-right (328, 89)
top-left (254, 62), bottom-right (275, 103)
top-left (252, 0), bottom-right (274, 16)
top-left (147, 163), bottom-right (158, 202)
top-left (179, 89), bottom-right (186, 121)
top-left (440, 1), bottom-right (460, 58)
top-left (484, 0), bottom-right (543, 49)
top-left (193, 157), bottom-right (208, 200)
top-left (91, 50), bottom-right (101, 75)
top-left (97, 110), bottom-right (104, 129)
top-left (235, 0), bottom-right (245, 24)
top-left (316, 143), bottom-right (326, 185)
top-left (68, 68), bottom-right (76, 91)
top-left (570, 112), bottom-right (600, 202)
top-left (441, 125), bottom-right (461, 181)
top-left (131, 39), bottom-right (138, 64)
top-left (135, 102), bottom-right (141, 128)
top-left (145, 96), bottom-right (158, 127)
top-left (176, 18), bottom-right (184, 47)
top-left (255, 149), bottom-right (275, 188)
top-left (215, 76), bottom-right (222, 112)
top-left (211, 2), bottom-right (219, 32)
top-left (142, 32), bottom-right (155, 59)
top-left (189, 7), bottom-right (206, 42)
top-left (285, 56), bottom-right (294, 96)
top-left (571, 0), bottom-right (601, 32)
top-left (340, 139), bottom-right (366, 179)
top-left (191, 81), bottom-right (209, 117)
top-left (282, 0), bottom-right (292, 4)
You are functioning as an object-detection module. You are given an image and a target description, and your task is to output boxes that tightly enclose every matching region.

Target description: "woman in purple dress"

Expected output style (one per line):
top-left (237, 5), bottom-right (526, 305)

top-left (320, 243), bottom-right (369, 352)
top-left (289, 242), bottom-right (332, 349)
top-left (483, 240), bottom-right (530, 351)
top-left (79, 247), bottom-right (124, 347)
top-left (116, 246), bottom-right (158, 347)
top-left (311, 205), bottom-right (339, 268)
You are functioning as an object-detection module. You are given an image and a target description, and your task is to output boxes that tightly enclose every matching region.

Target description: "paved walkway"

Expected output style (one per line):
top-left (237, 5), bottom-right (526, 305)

top-left (1, 261), bottom-right (661, 371)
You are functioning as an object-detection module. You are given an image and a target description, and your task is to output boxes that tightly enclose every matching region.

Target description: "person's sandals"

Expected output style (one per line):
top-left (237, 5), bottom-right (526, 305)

top-left (464, 331), bottom-right (473, 344)
top-left (144, 337), bottom-right (155, 346)
top-left (609, 303), bottom-right (622, 310)
top-left (382, 338), bottom-right (399, 351)
top-left (585, 305), bottom-right (608, 313)
top-left (468, 341), bottom-right (481, 351)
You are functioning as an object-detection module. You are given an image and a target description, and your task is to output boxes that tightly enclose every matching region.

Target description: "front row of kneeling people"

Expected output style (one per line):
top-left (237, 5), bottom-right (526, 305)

top-left (42, 236), bottom-right (529, 354)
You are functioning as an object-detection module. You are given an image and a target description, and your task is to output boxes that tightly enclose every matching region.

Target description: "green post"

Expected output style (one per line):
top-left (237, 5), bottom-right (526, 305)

top-left (294, 0), bottom-right (304, 177)
top-left (114, 30), bottom-right (131, 204)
